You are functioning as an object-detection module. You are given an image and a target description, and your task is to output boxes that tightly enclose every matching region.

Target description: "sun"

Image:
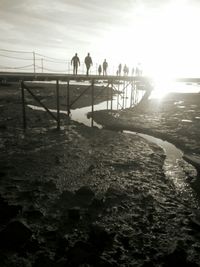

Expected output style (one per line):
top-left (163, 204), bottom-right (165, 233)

top-left (97, 1), bottom-right (200, 82)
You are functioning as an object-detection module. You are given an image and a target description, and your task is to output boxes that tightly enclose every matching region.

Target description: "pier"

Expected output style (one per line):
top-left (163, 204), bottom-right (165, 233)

top-left (0, 72), bottom-right (200, 130)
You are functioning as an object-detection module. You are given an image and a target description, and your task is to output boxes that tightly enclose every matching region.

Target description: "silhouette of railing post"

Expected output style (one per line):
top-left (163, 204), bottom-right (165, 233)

top-left (21, 80), bottom-right (27, 130)
top-left (41, 58), bottom-right (44, 73)
top-left (68, 61), bottom-right (70, 74)
top-left (33, 51), bottom-right (36, 76)
top-left (56, 80), bottom-right (60, 130)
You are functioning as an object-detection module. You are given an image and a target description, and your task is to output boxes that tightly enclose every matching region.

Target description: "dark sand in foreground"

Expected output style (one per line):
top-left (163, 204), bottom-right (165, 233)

top-left (0, 82), bottom-right (200, 266)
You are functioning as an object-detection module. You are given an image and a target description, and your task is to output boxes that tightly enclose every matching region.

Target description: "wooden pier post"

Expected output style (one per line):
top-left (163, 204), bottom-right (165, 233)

top-left (21, 80), bottom-right (27, 130)
top-left (111, 79), bottom-right (113, 111)
top-left (56, 80), bottom-right (60, 130)
top-left (67, 79), bottom-right (70, 116)
top-left (117, 81), bottom-right (119, 110)
top-left (122, 80), bottom-right (125, 109)
top-left (107, 82), bottom-right (109, 110)
top-left (125, 81), bottom-right (128, 108)
top-left (91, 79), bottom-right (94, 127)
top-left (130, 80), bottom-right (133, 107)
top-left (134, 78), bottom-right (138, 105)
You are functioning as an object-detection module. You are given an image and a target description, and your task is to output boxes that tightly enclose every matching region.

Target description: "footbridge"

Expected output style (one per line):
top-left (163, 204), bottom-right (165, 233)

top-left (0, 72), bottom-right (199, 130)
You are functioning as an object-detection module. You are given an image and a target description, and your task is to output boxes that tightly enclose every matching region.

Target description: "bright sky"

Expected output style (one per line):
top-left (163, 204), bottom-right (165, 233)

top-left (1, 0), bottom-right (200, 77)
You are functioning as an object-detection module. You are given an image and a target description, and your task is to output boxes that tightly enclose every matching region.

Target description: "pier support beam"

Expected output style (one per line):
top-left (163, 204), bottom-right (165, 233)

top-left (21, 81), bottom-right (27, 130)
top-left (91, 79), bottom-right (94, 127)
top-left (111, 79), bottom-right (113, 111)
top-left (67, 79), bottom-right (70, 116)
top-left (56, 80), bottom-right (60, 130)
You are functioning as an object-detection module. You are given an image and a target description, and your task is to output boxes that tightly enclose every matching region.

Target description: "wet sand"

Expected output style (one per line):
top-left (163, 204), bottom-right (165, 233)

top-left (0, 82), bottom-right (200, 266)
top-left (92, 93), bottom-right (200, 170)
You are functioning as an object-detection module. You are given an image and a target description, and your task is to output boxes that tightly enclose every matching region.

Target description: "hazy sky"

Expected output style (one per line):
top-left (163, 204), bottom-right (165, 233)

top-left (1, 0), bottom-right (200, 76)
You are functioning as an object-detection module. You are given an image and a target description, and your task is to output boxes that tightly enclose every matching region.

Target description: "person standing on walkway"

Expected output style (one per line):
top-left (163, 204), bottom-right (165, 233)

top-left (123, 64), bottom-right (128, 76)
top-left (103, 59), bottom-right (108, 76)
top-left (71, 53), bottom-right (80, 75)
top-left (98, 65), bottom-right (102, 75)
top-left (126, 66), bottom-right (129, 76)
top-left (84, 53), bottom-right (93, 76)
top-left (136, 66), bottom-right (139, 76)
top-left (118, 63), bottom-right (122, 76)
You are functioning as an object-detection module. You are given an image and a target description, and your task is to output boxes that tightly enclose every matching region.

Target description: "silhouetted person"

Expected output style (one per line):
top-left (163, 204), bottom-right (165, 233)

top-left (136, 63), bottom-right (143, 76)
top-left (116, 70), bottom-right (119, 76)
top-left (71, 53), bottom-right (80, 75)
top-left (136, 66), bottom-right (139, 76)
top-left (138, 62), bottom-right (143, 76)
top-left (85, 53), bottom-right (93, 76)
top-left (103, 59), bottom-right (108, 76)
top-left (131, 67), bottom-right (135, 76)
top-left (98, 65), bottom-right (102, 75)
top-left (123, 64), bottom-right (128, 76)
top-left (118, 63), bottom-right (122, 76)
top-left (126, 66), bottom-right (129, 75)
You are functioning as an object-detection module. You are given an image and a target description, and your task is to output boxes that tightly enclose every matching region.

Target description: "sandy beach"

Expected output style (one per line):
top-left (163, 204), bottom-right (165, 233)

top-left (0, 82), bottom-right (200, 266)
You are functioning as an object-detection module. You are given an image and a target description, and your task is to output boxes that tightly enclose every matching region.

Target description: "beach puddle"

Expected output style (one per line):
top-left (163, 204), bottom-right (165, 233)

top-left (174, 101), bottom-right (184, 105)
top-left (181, 119), bottom-right (192, 123)
top-left (177, 105), bottom-right (185, 108)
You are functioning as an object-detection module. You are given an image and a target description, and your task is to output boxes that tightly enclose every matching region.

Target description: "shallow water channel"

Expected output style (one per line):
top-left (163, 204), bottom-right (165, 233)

top-left (28, 90), bottom-right (197, 198)
top-left (71, 101), bottom-right (197, 197)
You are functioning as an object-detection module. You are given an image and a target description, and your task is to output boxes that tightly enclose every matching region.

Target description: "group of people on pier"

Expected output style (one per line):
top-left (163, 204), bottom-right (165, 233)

top-left (116, 63), bottom-right (142, 76)
top-left (71, 53), bottom-right (142, 76)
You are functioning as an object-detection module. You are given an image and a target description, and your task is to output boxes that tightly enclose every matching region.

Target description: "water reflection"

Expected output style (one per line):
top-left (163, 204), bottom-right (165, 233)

top-left (28, 81), bottom-right (198, 198)
top-left (181, 119), bottom-right (192, 123)
top-left (125, 132), bottom-right (197, 197)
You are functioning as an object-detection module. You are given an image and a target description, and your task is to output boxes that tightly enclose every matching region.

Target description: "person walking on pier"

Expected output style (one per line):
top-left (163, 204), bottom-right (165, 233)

top-left (84, 53), bottom-right (93, 76)
top-left (135, 66), bottom-right (139, 76)
top-left (103, 59), bottom-right (108, 76)
top-left (131, 67), bottom-right (135, 76)
top-left (118, 63), bottom-right (122, 76)
top-left (126, 66), bottom-right (129, 75)
top-left (98, 65), bottom-right (102, 75)
top-left (123, 64), bottom-right (128, 76)
top-left (71, 53), bottom-right (80, 75)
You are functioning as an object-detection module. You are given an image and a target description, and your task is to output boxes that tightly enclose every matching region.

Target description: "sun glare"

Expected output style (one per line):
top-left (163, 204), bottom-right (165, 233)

top-left (98, 1), bottom-right (200, 83)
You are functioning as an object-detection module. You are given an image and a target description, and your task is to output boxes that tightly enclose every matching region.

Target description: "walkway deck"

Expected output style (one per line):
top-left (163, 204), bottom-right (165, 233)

top-left (1, 71), bottom-right (200, 83)
top-left (0, 71), bottom-right (150, 82)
